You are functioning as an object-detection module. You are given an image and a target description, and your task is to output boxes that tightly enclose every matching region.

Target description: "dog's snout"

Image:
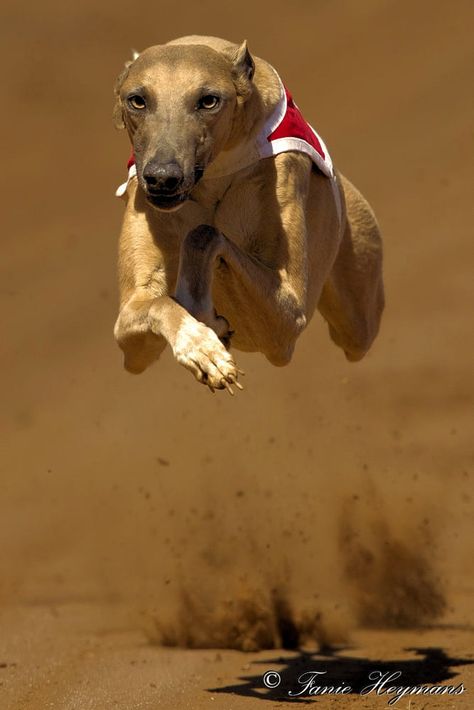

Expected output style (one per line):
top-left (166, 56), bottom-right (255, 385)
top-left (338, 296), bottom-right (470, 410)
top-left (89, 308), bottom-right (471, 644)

top-left (143, 161), bottom-right (184, 193)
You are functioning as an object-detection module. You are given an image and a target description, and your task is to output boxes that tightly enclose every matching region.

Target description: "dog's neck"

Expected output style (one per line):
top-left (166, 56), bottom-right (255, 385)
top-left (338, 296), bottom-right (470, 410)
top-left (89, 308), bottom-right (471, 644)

top-left (203, 62), bottom-right (284, 180)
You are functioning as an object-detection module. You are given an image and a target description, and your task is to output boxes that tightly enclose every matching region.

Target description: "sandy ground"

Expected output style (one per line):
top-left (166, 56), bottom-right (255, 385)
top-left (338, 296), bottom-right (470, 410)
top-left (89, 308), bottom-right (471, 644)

top-left (1, 0), bottom-right (473, 708)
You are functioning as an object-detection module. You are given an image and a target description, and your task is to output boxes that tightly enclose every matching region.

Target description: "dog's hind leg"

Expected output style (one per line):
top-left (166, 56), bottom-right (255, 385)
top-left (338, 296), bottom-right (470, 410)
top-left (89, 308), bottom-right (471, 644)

top-left (318, 175), bottom-right (385, 361)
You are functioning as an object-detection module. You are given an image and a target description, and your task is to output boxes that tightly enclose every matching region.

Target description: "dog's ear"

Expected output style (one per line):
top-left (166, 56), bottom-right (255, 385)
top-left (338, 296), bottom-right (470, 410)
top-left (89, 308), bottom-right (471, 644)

top-left (113, 52), bottom-right (140, 129)
top-left (231, 40), bottom-right (255, 97)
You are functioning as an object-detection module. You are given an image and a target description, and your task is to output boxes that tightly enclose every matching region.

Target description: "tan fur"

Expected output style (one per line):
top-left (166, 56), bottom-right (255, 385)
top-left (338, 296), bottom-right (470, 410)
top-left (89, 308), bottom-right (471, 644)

top-left (113, 35), bottom-right (384, 393)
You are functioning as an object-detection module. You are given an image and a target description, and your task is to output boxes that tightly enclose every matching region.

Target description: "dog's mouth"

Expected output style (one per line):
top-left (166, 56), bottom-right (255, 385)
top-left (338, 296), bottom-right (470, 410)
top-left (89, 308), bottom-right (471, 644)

top-left (145, 191), bottom-right (189, 211)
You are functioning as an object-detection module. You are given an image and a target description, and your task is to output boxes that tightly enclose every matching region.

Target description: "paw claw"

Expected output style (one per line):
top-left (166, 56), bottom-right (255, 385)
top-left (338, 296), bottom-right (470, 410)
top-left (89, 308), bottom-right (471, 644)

top-left (173, 319), bottom-right (243, 394)
top-left (222, 379), bottom-right (234, 395)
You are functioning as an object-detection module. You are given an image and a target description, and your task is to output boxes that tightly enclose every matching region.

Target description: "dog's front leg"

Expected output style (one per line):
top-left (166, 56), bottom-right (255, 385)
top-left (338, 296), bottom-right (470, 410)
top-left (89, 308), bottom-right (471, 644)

top-left (114, 291), bottom-right (241, 393)
top-left (174, 225), bottom-right (234, 347)
top-left (175, 224), bottom-right (307, 366)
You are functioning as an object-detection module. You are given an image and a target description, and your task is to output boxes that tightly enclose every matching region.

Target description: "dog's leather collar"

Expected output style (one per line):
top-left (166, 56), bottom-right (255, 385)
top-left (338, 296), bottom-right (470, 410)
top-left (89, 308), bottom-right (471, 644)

top-left (115, 70), bottom-right (342, 223)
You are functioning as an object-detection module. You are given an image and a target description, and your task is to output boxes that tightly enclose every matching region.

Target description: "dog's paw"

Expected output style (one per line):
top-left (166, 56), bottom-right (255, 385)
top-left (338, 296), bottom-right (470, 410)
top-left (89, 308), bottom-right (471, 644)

top-left (173, 319), bottom-right (242, 394)
top-left (194, 309), bottom-right (234, 347)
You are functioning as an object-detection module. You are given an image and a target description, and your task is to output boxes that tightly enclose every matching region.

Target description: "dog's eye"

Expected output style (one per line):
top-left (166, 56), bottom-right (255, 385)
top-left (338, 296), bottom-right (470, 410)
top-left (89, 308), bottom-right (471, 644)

top-left (128, 95), bottom-right (146, 110)
top-left (198, 95), bottom-right (220, 110)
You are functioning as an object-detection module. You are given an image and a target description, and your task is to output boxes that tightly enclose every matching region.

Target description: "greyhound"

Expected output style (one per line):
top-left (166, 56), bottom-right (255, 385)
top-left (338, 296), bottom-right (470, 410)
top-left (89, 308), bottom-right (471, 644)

top-left (113, 35), bottom-right (384, 394)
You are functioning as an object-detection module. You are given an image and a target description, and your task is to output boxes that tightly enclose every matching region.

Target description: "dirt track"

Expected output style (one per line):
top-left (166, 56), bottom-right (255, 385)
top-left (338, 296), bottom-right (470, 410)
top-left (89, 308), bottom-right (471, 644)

top-left (1, 1), bottom-right (473, 708)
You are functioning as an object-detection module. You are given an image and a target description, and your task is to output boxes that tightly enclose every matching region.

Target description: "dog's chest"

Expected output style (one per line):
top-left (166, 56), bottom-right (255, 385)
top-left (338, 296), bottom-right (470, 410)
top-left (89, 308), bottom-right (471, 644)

top-left (193, 175), bottom-right (262, 252)
top-left (214, 168), bottom-right (271, 256)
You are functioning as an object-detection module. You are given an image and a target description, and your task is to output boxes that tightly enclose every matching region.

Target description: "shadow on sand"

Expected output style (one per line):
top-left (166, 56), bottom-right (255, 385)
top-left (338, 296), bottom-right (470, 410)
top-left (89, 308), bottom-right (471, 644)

top-left (209, 644), bottom-right (473, 703)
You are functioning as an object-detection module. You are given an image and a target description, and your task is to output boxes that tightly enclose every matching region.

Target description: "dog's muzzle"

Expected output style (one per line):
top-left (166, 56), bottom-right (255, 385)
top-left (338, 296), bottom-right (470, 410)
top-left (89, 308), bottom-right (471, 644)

top-left (141, 161), bottom-right (205, 211)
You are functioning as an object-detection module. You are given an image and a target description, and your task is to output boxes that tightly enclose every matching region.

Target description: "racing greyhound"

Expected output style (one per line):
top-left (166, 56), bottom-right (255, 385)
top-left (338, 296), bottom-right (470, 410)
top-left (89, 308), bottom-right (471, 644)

top-left (113, 35), bottom-right (384, 393)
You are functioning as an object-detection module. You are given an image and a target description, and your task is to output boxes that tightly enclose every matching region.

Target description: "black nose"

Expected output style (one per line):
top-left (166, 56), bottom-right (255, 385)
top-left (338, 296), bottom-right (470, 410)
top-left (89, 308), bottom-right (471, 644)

top-left (143, 161), bottom-right (184, 193)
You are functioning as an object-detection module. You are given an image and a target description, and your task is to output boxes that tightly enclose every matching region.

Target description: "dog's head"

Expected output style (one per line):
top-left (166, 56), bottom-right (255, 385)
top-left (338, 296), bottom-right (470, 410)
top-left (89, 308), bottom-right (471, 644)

top-left (113, 40), bottom-right (255, 212)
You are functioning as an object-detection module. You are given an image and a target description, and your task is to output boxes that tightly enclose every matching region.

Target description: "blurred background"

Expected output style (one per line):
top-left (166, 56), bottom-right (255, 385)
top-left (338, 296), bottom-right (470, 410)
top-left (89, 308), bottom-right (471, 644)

top-left (0, 0), bottom-right (473, 703)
